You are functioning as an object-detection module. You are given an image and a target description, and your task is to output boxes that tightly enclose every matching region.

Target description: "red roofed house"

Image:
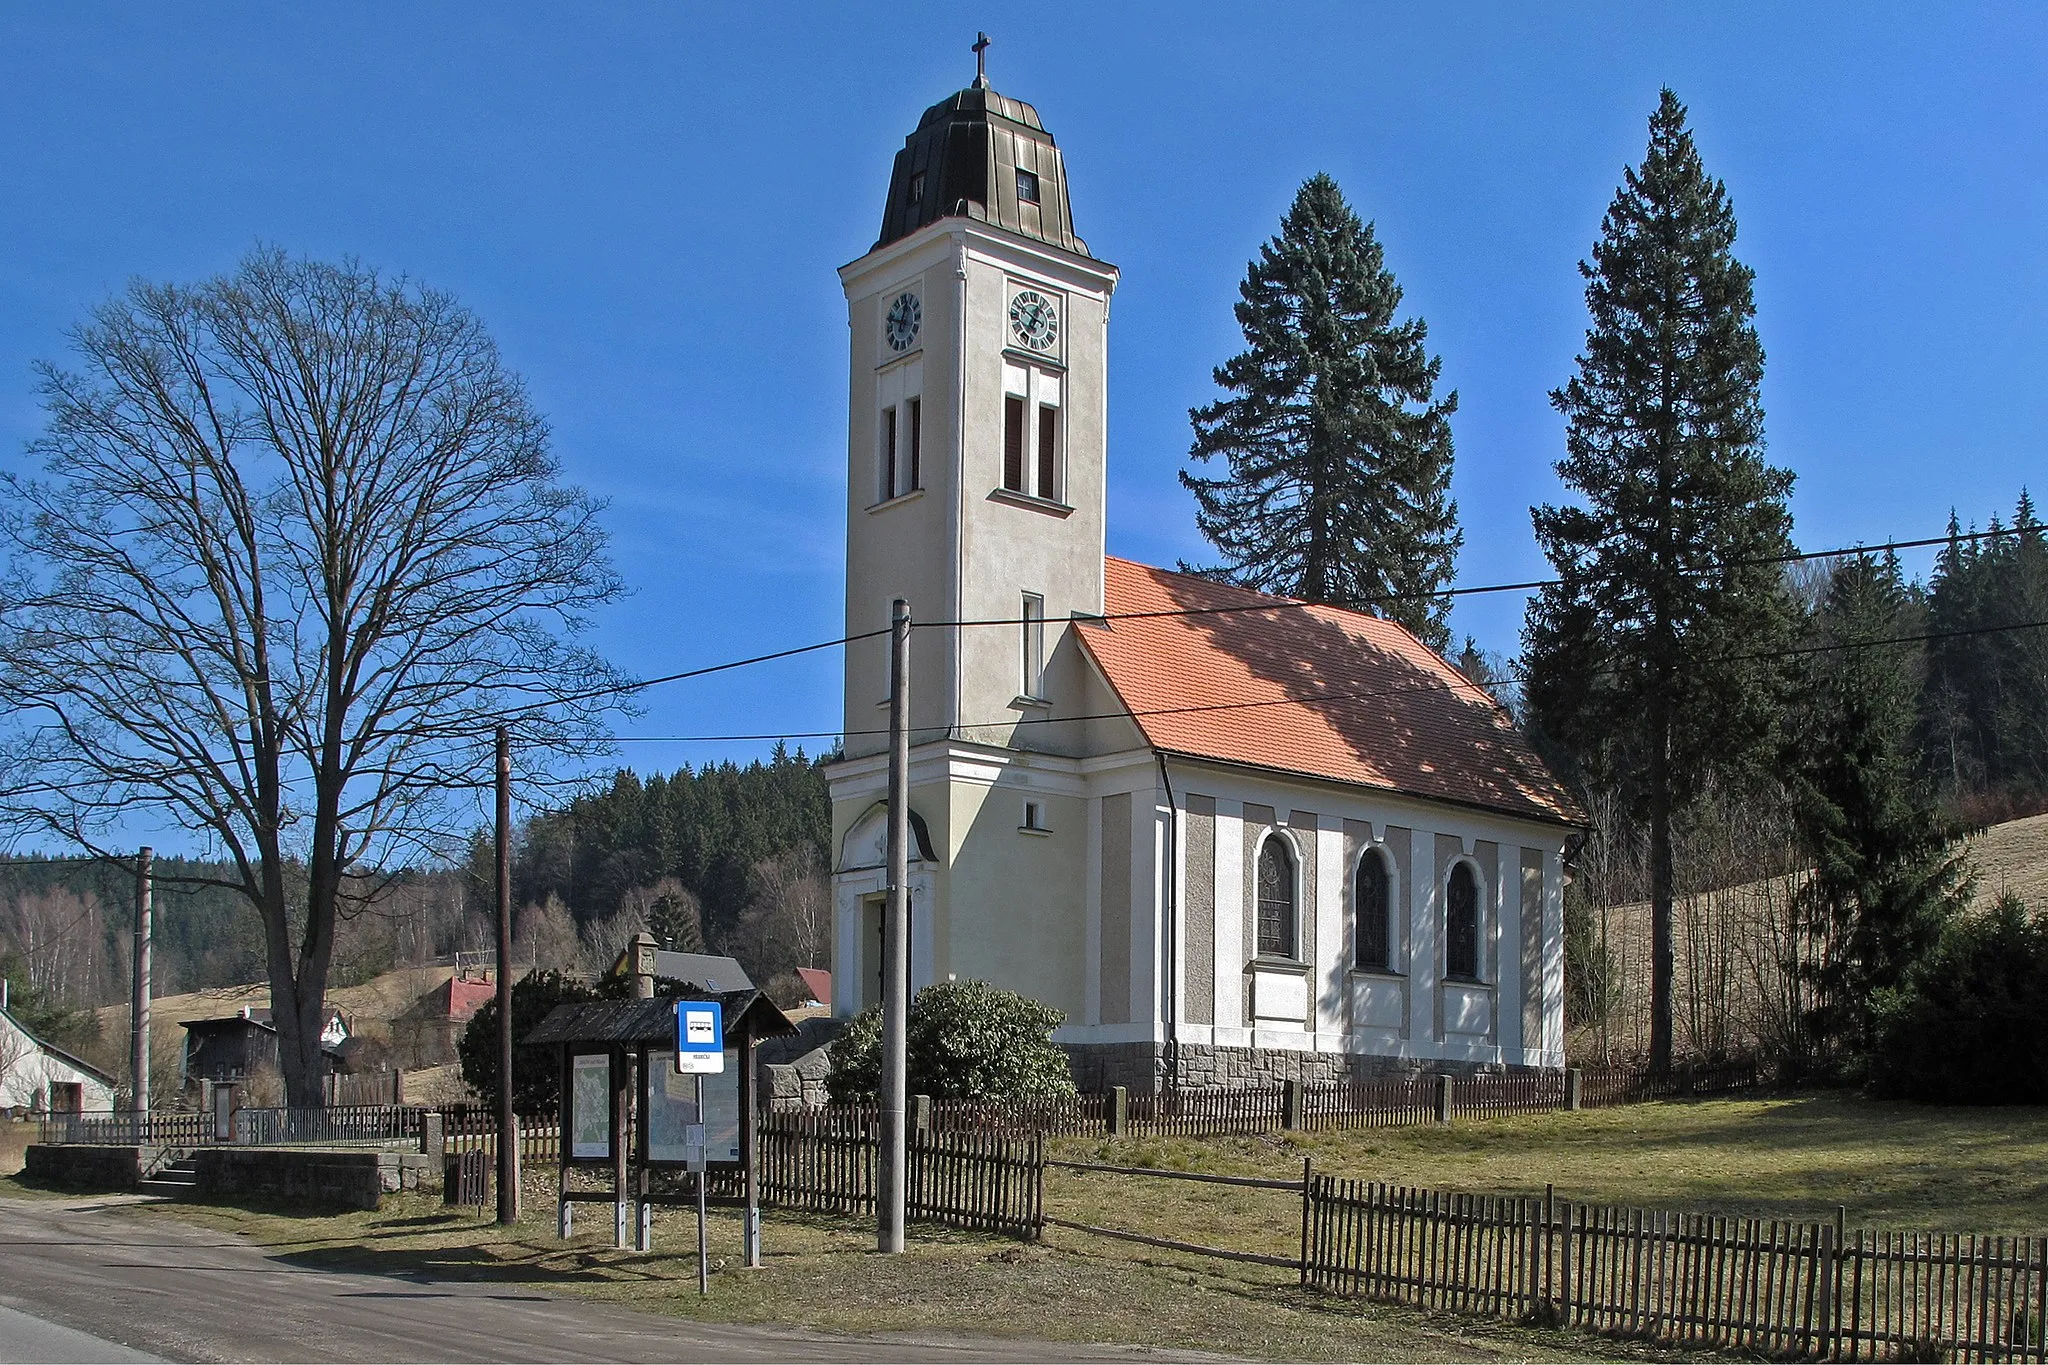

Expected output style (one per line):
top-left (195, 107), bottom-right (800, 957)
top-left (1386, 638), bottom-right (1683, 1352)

top-left (824, 72), bottom-right (1582, 1094)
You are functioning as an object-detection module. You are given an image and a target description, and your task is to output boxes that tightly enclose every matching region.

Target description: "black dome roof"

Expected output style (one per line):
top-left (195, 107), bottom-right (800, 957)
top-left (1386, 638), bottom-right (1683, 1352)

top-left (874, 84), bottom-right (1091, 257)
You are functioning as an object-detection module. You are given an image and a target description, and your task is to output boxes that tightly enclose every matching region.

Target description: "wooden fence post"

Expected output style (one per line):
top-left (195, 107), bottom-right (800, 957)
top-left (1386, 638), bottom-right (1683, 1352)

top-left (1109, 1086), bottom-right (1128, 1138)
top-left (1565, 1067), bottom-right (1582, 1111)
top-left (1282, 1078), bottom-right (1302, 1131)
top-left (1436, 1074), bottom-right (1455, 1124)
top-left (1297, 1156), bottom-right (1312, 1287)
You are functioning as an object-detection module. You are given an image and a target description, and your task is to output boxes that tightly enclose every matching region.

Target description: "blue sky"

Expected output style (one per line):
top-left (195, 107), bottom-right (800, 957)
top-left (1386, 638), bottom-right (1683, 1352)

top-left (3, 4), bottom-right (2044, 805)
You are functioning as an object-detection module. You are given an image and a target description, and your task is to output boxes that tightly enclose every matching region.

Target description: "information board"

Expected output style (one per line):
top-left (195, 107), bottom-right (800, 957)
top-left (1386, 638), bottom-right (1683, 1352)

top-left (644, 1048), bottom-right (741, 1164)
top-left (569, 1052), bottom-right (612, 1160)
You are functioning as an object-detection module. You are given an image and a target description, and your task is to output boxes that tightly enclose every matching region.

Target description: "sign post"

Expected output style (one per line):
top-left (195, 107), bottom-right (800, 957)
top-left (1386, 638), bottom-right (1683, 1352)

top-left (674, 1000), bottom-right (724, 1296)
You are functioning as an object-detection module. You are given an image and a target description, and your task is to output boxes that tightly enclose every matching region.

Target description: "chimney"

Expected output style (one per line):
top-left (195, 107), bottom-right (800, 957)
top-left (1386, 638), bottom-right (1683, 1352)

top-left (629, 930), bottom-right (659, 1000)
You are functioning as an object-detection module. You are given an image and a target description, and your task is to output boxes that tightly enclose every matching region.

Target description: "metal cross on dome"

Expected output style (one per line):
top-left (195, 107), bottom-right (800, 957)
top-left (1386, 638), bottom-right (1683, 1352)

top-left (972, 32), bottom-right (990, 87)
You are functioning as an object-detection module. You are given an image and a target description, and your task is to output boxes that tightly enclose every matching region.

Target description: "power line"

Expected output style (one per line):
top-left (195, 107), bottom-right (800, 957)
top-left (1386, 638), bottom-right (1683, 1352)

top-left (589, 613), bottom-right (2048, 747)
top-left (911, 528), bottom-right (2024, 630)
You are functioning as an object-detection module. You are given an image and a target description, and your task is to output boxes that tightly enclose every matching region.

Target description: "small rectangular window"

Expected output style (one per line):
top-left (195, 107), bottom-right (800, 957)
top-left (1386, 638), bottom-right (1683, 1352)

top-left (1022, 800), bottom-right (1045, 831)
top-left (1036, 404), bottom-right (1058, 501)
top-left (1021, 592), bottom-right (1045, 698)
top-left (1016, 168), bottom-right (1040, 204)
top-left (879, 405), bottom-right (898, 502)
top-left (1003, 395), bottom-right (1026, 492)
top-left (906, 397), bottom-right (921, 491)
top-left (908, 170), bottom-right (925, 207)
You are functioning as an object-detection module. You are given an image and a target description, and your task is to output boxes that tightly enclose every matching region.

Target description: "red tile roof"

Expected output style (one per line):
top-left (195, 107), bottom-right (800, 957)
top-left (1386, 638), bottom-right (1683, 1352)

top-left (1078, 558), bottom-right (1583, 827)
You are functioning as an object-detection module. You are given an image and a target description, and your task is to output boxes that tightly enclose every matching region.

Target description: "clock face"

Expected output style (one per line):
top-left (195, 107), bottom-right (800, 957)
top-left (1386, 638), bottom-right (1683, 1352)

top-left (1009, 289), bottom-right (1059, 353)
top-left (884, 291), bottom-right (921, 352)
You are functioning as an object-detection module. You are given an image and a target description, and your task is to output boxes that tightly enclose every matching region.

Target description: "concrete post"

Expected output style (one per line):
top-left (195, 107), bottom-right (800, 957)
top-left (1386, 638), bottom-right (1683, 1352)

top-left (420, 1111), bottom-right (445, 1160)
top-left (910, 1094), bottom-right (931, 1133)
top-left (1282, 1078), bottom-right (1302, 1131)
top-left (1108, 1085), bottom-right (1128, 1137)
top-left (1436, 1073), bottom-right (1455, 1124)
top-left (1565, 1067), bottom-right (1583, 1112)
top-left (130, 847), bottom-right (152, 1118)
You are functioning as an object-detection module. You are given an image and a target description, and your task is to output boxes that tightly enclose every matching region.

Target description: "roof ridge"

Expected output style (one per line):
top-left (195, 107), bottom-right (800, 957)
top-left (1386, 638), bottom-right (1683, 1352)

top-left (1103, 554), bottom-right (1438, 647)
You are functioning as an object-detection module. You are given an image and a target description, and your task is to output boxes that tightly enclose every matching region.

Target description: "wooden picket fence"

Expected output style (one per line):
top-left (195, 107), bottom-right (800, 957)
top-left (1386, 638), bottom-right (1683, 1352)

top-left (755, 1110), bottom-right (1043, 1239)
top-left (440, 1107), bottom-right (560, 1165)
top-left (1302, 1177), bottom-right (2048, 1361)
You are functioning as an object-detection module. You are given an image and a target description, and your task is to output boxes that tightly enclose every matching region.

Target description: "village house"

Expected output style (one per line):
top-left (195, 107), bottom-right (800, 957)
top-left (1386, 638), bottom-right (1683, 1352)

top-left (180, 1005), bottom-right (348, 1088)
top-left (825, 73), bottom-right (1583, 1095)
top-left (0, 991), bottom-right (115, 1115)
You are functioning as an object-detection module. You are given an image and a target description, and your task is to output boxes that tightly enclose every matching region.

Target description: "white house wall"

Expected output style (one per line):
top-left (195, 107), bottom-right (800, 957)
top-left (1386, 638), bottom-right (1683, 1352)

top-left (0, 1009), bottom-right (115, 1113)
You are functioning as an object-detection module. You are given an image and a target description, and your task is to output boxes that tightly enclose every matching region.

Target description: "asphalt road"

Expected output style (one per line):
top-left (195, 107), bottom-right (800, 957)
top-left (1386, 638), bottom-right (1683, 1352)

top-left (0, 1194), bottom-right (1209, 1363)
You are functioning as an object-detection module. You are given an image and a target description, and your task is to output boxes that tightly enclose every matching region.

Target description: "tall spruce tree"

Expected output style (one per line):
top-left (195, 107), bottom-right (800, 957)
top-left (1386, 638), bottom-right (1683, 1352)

top-left (1920, 493), bottom-right (2048, 807)
top-left (1786, 554), bottom-right (1971, 1071)
top-left (1182, 173), bottom-right (1460, 651)
top-left (1523, 89), bottom-right (1796, 1075)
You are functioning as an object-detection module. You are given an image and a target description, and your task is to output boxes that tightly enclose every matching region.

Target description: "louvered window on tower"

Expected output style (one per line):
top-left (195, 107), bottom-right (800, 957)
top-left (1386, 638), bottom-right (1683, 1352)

top-left (1036, 403), bottom-right (1058, 500)
top-left (879, 405), bottom-right (898, 503)
top-left (1257, 837), bottom-right (1297, 959)
top-left (906, 397), bottom-right (921, 491)
top-left (1003, 396), bottom-right (1026, 492)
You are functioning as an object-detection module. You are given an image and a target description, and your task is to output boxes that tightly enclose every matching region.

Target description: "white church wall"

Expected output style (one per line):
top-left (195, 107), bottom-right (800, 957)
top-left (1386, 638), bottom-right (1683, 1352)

top-left (1163, 762), bottom-right (1569, 1070)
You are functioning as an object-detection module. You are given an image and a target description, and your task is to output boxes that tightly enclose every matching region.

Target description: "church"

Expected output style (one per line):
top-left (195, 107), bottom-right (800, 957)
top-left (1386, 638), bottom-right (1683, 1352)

top-left (824, 67), bottom-right (1581, 1094)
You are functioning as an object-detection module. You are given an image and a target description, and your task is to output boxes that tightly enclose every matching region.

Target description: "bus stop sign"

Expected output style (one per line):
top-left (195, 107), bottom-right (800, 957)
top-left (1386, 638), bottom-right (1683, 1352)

top-left (673, 999), bottom-right (724, 1074)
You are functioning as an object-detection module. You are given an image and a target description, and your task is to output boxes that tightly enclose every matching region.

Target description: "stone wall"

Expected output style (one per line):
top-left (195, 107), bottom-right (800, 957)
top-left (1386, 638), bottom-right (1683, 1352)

top-left (193, 1147), bottom-right (432, 1211)
top-left (1065, 1041), bottom-right (1538, 1095)
top-left (23, 1143), bottom-right (145, 1191)
top-left (759, 1016), bottom-right (845, 1108)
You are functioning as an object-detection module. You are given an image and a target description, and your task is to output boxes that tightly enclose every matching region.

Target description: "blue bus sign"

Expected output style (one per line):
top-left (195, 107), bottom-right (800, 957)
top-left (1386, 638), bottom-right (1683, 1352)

top-left (674, 999), bottom-right (724, 1074)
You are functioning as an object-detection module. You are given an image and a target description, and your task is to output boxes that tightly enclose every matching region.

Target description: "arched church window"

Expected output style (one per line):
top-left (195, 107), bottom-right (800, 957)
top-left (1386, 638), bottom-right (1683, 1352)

top-left (1445, 862), bottom-right (1480, 981)
top-left (1356, 848), bottom-right (1391, 972)
top-left (1256, 836), bottom-right (1296, 959)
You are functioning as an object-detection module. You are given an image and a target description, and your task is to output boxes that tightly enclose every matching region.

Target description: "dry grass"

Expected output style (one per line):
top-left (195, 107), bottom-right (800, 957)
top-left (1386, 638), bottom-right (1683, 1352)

top-left (0, 1117), bottom-right (32, 1176)
top-left (94, 965), bottom-right (455, 1042)
top-left (60, 1178), bottom-right (1658, 1363)
top-left (1973, 811), bottom-right (2048, 910)
top-left (1052, 1093), bottom-right (2048, 1239)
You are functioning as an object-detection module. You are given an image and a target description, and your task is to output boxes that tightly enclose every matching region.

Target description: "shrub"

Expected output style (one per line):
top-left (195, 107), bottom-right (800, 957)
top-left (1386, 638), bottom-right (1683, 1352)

top-left (826, 980), bottom-right (1075, 1104)
top-left (1869, 893), bottom-right (2048, 1104)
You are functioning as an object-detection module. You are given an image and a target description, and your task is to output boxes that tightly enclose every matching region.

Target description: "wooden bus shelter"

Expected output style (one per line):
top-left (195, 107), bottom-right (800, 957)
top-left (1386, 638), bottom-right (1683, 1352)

top-left (525, 979), bottom-right (796, 1263)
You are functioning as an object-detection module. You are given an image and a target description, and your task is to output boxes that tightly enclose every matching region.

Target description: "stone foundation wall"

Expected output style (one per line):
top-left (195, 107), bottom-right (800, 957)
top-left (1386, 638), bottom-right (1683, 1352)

top-left (23, 1143), bottom-right (145, 1192)
top-left (193, 1147), bottom-right (431, 1211)
top-left (1064, 1041), bottom-right (1543, 1096)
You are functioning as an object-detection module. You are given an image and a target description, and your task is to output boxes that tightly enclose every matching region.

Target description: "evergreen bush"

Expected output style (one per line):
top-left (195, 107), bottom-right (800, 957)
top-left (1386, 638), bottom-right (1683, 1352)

top-left (1869, 894), bottom-right (2048, 1103)
top-left (825, 980), bottom-right (1076, 1104)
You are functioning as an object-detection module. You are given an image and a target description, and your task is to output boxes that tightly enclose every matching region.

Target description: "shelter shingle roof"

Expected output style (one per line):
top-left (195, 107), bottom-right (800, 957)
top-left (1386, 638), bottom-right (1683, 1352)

top-left (1078, 558), bottom-right (1582, 827)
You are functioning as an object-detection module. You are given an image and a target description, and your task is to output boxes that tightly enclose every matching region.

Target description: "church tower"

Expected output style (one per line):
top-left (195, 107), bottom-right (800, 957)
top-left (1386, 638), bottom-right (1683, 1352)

top-left (837, 75), bottom-right (1119, 760)
top-left (827, 66), bottom-right (1121, 1023)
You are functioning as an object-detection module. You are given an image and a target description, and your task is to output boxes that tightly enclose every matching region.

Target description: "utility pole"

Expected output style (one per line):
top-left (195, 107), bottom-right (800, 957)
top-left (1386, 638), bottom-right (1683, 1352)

top-left (130, 847), bottom-right (152, 1117)
top-left (878, 598), bottom-right (910, 1253)
top-left (495, 726), bottom-right (520, 1224)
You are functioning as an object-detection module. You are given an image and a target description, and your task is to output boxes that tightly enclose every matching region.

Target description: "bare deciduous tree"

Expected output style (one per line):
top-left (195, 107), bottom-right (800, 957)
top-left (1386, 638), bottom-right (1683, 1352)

top-left (728, 845), bottom-right (831, 988)
top-left (0, 249), bottom-right (624, 1106)
top-left (0, 887), bottom-right (107, 1010)
top-left (514, 895), bottom-right (581, 974)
